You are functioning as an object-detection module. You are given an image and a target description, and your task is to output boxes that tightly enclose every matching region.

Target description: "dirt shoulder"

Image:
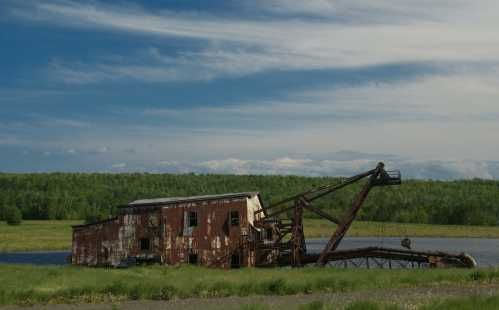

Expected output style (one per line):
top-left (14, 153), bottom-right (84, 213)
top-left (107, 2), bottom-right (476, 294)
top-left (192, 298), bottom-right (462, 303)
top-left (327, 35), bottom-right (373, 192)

top-left (2, 283), bottom-right (498, 310)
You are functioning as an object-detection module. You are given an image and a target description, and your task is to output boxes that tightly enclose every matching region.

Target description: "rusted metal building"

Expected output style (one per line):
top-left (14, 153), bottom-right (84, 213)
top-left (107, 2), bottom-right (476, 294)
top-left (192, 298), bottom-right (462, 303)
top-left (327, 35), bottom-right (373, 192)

top-left (72, 192), bottom-right (267, 268)
top-left (72, 163), bottom-right (476, 269)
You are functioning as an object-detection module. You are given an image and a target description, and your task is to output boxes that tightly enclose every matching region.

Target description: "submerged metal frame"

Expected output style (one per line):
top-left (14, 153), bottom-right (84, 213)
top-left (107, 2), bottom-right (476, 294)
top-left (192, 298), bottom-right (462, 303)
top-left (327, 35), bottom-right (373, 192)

top-left (254, 162), bottom-right (476, 268)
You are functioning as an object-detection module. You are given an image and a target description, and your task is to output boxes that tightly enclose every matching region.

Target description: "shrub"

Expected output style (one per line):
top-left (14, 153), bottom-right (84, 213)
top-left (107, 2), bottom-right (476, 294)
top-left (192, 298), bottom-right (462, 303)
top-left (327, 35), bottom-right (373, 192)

top-left (4, 206), bottom-right (22, 225)
top-left (84, 212), bottom-right (106, 224)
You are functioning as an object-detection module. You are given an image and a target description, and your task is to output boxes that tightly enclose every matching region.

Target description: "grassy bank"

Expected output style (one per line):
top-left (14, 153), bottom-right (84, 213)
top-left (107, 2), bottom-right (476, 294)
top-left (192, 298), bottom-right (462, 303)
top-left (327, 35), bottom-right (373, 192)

top-left (0, 264), bottom-right (498, 306)
top-left (0, 220), bottom-right (81, 252)
top-left (2, 220), bottom-right (499, 252)
top-left (305, 219), bottom-right (499, 239)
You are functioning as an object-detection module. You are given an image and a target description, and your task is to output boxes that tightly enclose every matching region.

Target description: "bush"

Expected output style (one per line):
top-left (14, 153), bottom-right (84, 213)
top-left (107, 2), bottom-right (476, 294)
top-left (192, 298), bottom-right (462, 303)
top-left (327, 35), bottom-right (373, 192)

top-left (4, 206), bottom-right (22, 225)
top-left (83, 211), bottom-right (107, 224)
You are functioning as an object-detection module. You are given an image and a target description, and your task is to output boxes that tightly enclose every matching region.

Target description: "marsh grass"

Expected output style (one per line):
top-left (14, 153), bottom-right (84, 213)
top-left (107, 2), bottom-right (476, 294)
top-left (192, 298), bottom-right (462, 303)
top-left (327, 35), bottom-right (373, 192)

top-left (0, 220), bottom-right (81, 252)
top-left (0, 264), bottom-right (498, 306)
top-left (305, 219), bottom-right (499, 239)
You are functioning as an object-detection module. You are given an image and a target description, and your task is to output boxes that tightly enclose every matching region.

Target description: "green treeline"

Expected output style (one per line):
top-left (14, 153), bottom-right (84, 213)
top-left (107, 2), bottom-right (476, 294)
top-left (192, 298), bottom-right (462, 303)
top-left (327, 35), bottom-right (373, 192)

top-left (0, 173), bottom-right (498, 226)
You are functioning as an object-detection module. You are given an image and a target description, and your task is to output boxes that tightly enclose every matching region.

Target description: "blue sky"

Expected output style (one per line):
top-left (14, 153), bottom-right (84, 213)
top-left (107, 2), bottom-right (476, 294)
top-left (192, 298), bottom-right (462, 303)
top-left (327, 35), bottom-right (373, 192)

top-left (1, 0), bottom-right (499, 179)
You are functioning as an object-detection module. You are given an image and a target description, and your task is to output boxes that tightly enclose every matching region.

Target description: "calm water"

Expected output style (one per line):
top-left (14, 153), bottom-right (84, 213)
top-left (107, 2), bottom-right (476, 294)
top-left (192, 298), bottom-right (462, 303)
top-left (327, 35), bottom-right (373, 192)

top-left (308, 237), bottom-right (499, 267)
top-left (1, 238), bottom-right (498, 267)
top-left (0, 251), bottom-right (70, 265)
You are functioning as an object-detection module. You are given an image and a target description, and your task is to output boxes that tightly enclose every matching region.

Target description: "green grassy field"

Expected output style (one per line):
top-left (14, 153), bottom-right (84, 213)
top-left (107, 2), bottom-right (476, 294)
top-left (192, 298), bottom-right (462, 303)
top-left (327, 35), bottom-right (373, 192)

top-left (1, 220), bottom-right (499, 252)
top-left (304, 219), bottom-right (499, 239)
top-left (0, 264), bottom-right (497, 306)
top-left (0, 220), bottom-right (81, 252)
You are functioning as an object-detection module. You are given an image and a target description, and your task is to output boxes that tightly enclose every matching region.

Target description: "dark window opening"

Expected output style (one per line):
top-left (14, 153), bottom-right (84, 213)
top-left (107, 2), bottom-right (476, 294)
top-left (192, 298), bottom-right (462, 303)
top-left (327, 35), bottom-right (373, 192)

top-left (266, 228), bottom-right (273, 240)
top-left (223, 219), bottom-right (229, 236)
top-left (231, 253), bottom-right (241, 268)
top-left (140, 238), bottom-right (150, 251)
top-left (189, 211), bottom-right (198, 227)
top-left (230, 210), bottom-right (240, 226)
top-left (188, 253), bottom-right (198, 265)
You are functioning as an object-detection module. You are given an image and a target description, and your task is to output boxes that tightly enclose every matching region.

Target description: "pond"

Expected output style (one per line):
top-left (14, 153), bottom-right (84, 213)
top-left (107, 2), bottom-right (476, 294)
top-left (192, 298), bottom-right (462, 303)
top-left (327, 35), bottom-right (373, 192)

top-left (1, 237), bottom-right (498, 267)
top-left (309, 237), bottom-right (499, 267)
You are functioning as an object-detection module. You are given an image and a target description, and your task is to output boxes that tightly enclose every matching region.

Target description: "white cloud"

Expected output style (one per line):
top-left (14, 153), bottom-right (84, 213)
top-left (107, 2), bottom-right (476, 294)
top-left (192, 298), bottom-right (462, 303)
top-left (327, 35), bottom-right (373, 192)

top-left (153, 156), bottom-right (499, 180)
top-left (111, 162), bottom-right (127, 169)
top-left (9, 1), bottom-right (499, 82)
top-left (4, 69), bottom-right (499, 166)
top-left (259, 0), bottom-right (469, 22)
top-left (195, 157), bottom-right (374, 176)
top-left (141, 70), bottom-right (499, 126)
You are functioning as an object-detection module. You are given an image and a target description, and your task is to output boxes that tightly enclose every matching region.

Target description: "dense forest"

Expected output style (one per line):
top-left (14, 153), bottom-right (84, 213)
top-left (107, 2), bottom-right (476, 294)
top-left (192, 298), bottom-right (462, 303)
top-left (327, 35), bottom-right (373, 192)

top-left (0, 173), bottom-right (498, 226)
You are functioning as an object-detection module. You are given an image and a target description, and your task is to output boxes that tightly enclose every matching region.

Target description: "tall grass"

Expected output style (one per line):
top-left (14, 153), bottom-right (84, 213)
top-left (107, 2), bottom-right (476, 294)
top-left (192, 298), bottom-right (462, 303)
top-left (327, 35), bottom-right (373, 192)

top-left (0, 264), bottom-right (498, 306)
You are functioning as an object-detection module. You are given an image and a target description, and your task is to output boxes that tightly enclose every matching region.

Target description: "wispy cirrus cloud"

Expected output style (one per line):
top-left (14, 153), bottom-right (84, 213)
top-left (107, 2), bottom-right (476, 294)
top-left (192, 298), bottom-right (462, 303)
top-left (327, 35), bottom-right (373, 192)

top-left (256, 0), bottom-right (470, 22)
top-left (141, 70), bottom-right (499, 127)
top-left (4, 68), bottom-right (499, 167)
top-left (7, 1), bottom-right (499, 83)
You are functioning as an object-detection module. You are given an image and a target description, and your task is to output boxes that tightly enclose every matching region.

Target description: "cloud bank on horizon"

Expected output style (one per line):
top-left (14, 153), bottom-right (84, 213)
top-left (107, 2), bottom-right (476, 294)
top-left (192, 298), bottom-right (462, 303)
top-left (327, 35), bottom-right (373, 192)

top-left (1, 0), bottom-right (498, 179)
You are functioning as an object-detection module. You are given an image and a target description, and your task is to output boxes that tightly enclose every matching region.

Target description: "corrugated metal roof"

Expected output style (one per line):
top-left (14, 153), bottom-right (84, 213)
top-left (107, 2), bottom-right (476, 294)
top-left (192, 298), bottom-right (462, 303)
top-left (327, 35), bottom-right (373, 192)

top-left (125, 192), bottom-right (260, 208)
top-left (72, 217), bottom-right (118, 229)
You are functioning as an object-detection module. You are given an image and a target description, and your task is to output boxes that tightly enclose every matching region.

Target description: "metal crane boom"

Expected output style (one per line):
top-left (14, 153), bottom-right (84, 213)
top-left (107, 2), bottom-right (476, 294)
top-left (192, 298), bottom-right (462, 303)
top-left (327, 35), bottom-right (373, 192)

top-left (254, 162), bottom-right (401, 267)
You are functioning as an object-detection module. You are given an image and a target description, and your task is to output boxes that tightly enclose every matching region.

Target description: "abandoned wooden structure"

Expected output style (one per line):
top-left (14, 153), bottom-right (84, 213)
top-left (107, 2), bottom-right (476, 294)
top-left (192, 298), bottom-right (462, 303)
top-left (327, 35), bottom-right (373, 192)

top-left (72, 192), bottom-right (268, 268)
top-left (72, 162), bottom-right (477, 269)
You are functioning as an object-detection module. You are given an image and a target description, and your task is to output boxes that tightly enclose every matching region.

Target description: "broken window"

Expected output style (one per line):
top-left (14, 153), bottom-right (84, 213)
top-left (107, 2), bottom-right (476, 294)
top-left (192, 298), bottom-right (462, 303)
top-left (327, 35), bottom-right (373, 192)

top-left (230, 210), bottom-right (240, 226)
top-left (188, 253), bottom-right (198, 265)
top-left (140, 238), bottom-right (150, 251)
top-left (230, 253), bottom-right (241, 268)
top-left (188, 211), bottom-right (197, 227)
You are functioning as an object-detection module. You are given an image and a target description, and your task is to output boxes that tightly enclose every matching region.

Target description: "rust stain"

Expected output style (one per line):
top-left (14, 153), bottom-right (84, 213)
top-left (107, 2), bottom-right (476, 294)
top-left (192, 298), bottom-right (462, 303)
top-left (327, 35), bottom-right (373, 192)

top-left (72, 192), bottom-right (271, 268)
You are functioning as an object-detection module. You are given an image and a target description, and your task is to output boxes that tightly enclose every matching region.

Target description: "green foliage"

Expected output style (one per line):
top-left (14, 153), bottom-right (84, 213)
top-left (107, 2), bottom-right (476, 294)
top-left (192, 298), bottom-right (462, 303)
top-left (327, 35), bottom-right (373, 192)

top-left (4, 205), bottom-right (22, 225)
top-left (1, 173), bottom-right (499, 226)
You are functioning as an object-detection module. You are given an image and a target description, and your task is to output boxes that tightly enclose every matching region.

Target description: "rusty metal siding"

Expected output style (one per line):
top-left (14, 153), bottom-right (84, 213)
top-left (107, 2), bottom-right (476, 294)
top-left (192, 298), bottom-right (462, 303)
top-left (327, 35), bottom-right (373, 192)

top-left (72, 219), bottom-right (120, 266)
top-left (72, 194), bottom-right (262, 268)
top-left (119, 209), bottom-right (162, 262)
top-left (161, 197), bottom-right (250, 268)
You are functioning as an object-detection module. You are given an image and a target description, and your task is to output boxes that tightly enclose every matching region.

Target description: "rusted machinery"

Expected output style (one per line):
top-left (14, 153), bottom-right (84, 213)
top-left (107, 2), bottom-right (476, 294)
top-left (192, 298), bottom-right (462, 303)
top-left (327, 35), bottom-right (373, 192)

top-left (253, 162), bottom-right (476, 268)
